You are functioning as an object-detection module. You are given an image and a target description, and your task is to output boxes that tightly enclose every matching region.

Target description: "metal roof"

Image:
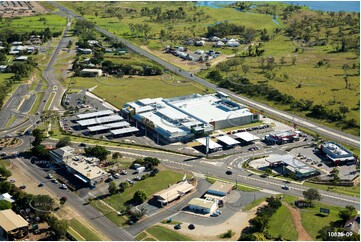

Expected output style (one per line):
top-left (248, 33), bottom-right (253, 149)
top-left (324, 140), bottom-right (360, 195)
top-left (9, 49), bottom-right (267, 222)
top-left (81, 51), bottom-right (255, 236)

top-left (188, 198), bottom-right (215, 209)
top-left (110, 127), bottom-right (139, 135)
top-left (88, 121), bottom-right (130, 132)
top-left (234, 132), bottom-right (260, 142)
top-left (196, 138), bottom-right (222, 150)
top-left (207, 181), bottom-right (234, 194)
top-left (154, 181), bottom-right (195, 203)
top-left (0, 209), bottom-right (29, 232)
top-left (77, 115), bottom-right (123, 127)
top-left (76, 110), bottom-right (114, 119)
top-left (217, 135), bottom-right (240, 146)
top-left (266, 155), bottom-right (317, 174)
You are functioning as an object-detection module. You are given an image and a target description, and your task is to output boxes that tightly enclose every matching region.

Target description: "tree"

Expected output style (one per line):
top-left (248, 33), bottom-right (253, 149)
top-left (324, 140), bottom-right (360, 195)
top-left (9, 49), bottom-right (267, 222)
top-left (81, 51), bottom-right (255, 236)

top-left (143, 157), bottom-right (160, 170)
top-left (84, 145), bottom-right (110, 161)
top-left (303, 188), bottom-right (321, 205)
top-left (280, 56), bottom-right (286, 65)
top-left (133, 190), bottom-right (148, 205)
top-left (206, 70), bottom-right (222, 82)
top-left (339, 206), bottom-right (356, 224)
top-left (119, 182), bottom-right (130, 192)
top-left (31, 145), bottom-right (50, 160)
top-left (112, 152), bottom-right (122, 160)
top-left (32, 128), bottom-right (45, 146)
top-left (108, 181), bottom-right (117, 195)
top-left (55, 137), bottom-right (71, 148)
top-left (0, 166), bottom-right (12, 178)
top-left (47, 216), bottom-right (68, 240)
top-left (241, 65), bottom-right (250, 76)
top-left (291, 56), bottom-right (297, 65)
top-left (0, 200), bottom-right (12, 210)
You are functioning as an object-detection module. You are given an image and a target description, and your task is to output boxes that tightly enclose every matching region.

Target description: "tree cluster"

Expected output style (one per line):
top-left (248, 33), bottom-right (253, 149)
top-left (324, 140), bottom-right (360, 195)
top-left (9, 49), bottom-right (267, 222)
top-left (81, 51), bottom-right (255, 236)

top-left (206, 21), bottom-right (246, 38)
top-left (239, 196), bottom-right (282, 240)
top-left (130, 157), bottom-right (160, 171)
top-left (84, 145), bottom-right (110, 161)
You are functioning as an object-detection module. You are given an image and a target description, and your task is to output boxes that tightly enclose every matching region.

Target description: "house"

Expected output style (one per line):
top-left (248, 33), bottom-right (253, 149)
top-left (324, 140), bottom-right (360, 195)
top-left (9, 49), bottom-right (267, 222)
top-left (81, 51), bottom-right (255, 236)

top-left (80, 69), bottom-right (103, 77)
top-left (0, 209), bottom-right (29, 241)
top-left (207, 181), bottom-right (233, 196)
top-left (0, 65), bottom-right (7, 73)
top-left (78, 48), bottom-right (92, 54)
top-left (188, 198), bottom-right (217, 214)
top-left (49, 146), bottom-right (74, 164)
top-left (0, 193), bottom-right (15, 203)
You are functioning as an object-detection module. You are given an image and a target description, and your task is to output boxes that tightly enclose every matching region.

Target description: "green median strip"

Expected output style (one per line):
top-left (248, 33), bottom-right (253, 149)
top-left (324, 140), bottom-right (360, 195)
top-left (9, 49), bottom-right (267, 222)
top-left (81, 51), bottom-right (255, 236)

top-left (5, 115), bottom-right (17, 129)
top-left (68, 218), bottom-right (103, 241)
top-left (67, 227), bottom-right (85, 241)
top-left (29, 92), bottom-right (45, 115)
top-left (45, 92), bottom-right (55, 110)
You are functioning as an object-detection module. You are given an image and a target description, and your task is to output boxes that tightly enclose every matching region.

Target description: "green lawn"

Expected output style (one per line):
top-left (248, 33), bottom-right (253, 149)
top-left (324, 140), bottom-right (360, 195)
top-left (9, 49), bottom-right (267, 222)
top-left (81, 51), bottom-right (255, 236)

top-left (242, 197), bottom-right (267, 211)
top-left (136, 232), bottom-right (148, 241)
top-left (267, 205), bottom-right (298, 241)
top-left (0, 159), bottom-right (10, 167)
top-left (0, 14), bottom-right (66, 33)
top-left (68, 218), bottom-right (103, 241)
top-left (45, 92), bottom-right (56, 110)
top-left (66, 75), bottom-right (207, 108)
top-left (146, 225), bottom-right (193, 241)
top-left (91, 170), bottom-right (184, 227)
top-left (29, 92), bottom-right (45, 114)
top-left (304, 182), bottom-right (360, 198)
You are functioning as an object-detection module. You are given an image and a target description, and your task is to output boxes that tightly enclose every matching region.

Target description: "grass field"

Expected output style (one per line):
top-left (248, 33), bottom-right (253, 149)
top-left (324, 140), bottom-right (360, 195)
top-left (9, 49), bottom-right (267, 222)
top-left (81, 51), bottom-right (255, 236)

top-left (29, 92), bottom-right (45, 114)
top-left (91, 170), bottom-right (184, 226)
top-left (304, 182), bottom-right (360, 198)
top-left (146, 225), bottom-right (193, 241)
top-left (0, 14), bottom-right (66, 33)
top-left (45, 92), bottom-right (56, 110)
top-left (0, 159), bottom-right (10, 167)
top-left (266, 204), bottom-right (298, 240)
top-left (68, 218), bottom-right (104, 241)
top-left (242, 197), bottom-right (267, 211)
top-left (66, 75), bottom-right (207, 108)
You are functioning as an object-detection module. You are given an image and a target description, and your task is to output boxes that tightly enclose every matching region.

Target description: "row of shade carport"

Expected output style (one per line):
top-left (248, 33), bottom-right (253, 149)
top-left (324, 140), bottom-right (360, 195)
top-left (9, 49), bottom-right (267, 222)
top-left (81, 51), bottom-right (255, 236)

top-left (196, 132), bottom-right (260, 152)
top-left (75, 110), bottom-right (139, 136)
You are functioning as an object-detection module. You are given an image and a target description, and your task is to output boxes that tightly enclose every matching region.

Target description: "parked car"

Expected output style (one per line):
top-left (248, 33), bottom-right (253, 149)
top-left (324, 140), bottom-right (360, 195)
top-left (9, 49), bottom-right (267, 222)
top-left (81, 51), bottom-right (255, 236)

top-left (47, 173), bottom-right (53, 179)
top-left (317, 164), bottom-right (323, 167)
top-left (51, 179), bottom-right (59, 184)
top-left (60, 184), bottom-right (67, 189)
top-left (126, 179), bottom-right (134, 185)
top-left (19, 185), bottom-right (26, 189)
top-left (113, 173), bottom-right (120, 179)
top-left (174, 224), bottom-right (181, 230)
top-left (134, 176), bottom-right (141, 181)
top-left (121, 169), bottom-right (127, 175)
top-left (188, 224), bottom-right (195, 230)
top-left (226, 170), bottom-right (232, 175)
top-left (38, 182), bottom-right (45, 187)
top-left (210, 212), bottom-right (219, 217)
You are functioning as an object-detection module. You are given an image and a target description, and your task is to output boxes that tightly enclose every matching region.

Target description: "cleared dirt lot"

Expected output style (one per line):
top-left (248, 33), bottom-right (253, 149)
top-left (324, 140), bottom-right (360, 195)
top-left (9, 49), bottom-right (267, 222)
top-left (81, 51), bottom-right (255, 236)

top-left (0, 1), bottom-right (47, 18)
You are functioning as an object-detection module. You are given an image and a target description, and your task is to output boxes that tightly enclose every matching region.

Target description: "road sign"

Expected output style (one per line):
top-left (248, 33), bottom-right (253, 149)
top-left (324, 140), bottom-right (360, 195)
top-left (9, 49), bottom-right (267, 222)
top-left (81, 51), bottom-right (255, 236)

top-left (320, 208), bottom-right (330, 214)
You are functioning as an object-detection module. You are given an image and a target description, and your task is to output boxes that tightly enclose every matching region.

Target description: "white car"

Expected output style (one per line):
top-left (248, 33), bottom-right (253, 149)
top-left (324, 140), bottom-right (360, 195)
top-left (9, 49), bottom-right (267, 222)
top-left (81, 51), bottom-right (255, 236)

top-left (60, 184), bottom-right (68, 189)
top-left (113, 173), bottom-right (120, 179)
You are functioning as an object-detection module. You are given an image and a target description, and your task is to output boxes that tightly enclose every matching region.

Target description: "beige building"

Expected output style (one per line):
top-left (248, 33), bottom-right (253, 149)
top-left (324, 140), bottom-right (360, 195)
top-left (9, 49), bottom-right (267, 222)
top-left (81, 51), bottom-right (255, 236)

top-left (0, 209), bottom-right (29, 240)
top-left (188, 198), bottom-right (217, 214)
top-left (207, 181), bottom-right (234, 197)
top-left (153, 181), bottom-right (195, 204)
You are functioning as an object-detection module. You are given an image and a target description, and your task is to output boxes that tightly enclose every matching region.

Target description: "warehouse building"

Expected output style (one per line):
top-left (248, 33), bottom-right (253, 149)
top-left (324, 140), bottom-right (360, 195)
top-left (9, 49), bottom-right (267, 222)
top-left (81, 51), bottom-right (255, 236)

top-left (265, 154), bottom-right (319, 179)
top-left (153, 181), bottom-right (195, 205)
top-left (188, 198), bottom-right (218, 214)
top-left (320, 141), bottom-right (355, 164)
top-left (207, 181), bottom-right (234, 196)
top-left (122, 93), bottom-right (259, 144)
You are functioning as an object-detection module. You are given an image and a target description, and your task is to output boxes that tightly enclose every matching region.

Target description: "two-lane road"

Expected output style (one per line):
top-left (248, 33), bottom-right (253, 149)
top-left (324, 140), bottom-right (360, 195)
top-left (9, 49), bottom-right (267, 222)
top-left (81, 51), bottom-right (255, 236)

top-left (51, 1), bottom-right (359, 149)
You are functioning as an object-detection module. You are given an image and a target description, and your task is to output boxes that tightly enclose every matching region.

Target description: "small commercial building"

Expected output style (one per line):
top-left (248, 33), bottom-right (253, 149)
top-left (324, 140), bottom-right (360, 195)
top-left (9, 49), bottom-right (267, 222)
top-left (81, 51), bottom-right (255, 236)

top-left (153, 181), bottom-right (195, 205)
top-left (49, 146), bottom-right (74, 164)
top-left (0, 209), bottom-right (29, 240)
top-left (188, 198), bottom-right (217, 214)
top-left (77, 115), bottom-right (124, 127)
top-left (80, 69), bottom-right (103, 77)
top-left (65, 156), bottom-right (107, 184)
top-left (217, 135), bottom-right (240, 148)
top-left (265, 154), bottom-right (319, 179)
top-left (234, 132), bottom-right (260, 143)
top-left (207, 181), bottom-right (234, 196)
top-left (265, 130), bottom-right (299, 144)
top-left (320, 141), bottom-right (355, 164)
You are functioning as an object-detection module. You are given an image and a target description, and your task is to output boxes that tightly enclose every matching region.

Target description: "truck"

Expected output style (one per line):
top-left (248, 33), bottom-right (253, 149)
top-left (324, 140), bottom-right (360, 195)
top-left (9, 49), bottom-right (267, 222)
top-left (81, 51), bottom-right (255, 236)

top-left (136, 166), bottom-right (145, 174)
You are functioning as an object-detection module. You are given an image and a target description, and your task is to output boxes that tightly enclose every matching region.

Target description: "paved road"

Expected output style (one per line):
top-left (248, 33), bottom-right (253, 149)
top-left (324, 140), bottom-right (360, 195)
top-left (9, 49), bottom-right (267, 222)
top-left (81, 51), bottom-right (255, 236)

top-left (51, 1), bottom-right (359, 149)
top-left (12, 156), bottom-right (135, 241)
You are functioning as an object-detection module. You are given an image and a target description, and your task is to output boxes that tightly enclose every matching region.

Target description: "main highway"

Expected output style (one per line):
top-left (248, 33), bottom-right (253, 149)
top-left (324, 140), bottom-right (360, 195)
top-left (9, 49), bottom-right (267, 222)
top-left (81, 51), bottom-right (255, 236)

top-left (50, 1), bottom-right (359, 149)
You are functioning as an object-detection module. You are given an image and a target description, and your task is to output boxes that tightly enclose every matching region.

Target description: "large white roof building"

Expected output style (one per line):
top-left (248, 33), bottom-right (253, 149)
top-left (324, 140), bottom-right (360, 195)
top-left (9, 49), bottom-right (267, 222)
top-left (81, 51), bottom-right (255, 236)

top-left (122, 93), bottom-right (259, 143)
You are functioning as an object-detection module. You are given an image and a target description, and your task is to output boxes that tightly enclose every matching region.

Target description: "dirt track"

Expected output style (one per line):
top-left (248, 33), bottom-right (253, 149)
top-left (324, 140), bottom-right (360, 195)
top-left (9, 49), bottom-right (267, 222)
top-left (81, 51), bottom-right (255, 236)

top-left (283, 202), bottom-right (313, 241)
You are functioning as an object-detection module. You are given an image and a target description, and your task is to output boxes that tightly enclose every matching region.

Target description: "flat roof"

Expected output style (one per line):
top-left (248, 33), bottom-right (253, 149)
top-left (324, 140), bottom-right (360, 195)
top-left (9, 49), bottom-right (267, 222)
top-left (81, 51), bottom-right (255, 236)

top-left (323, 141), bottom-right (353, 157)
top-left (207, 181), bottom-right (234, 194)
top-left (154, 181), bottom-right (194, 203)
top-left (196, 138), bottom-right (222, 150)
top-left (110, 126), bottom-right (139, 135)
top-left (188, 198), bottom-right (215, 209)
top-left (77, 110), bottom-right (114, 119)
top-left (77, 115), bottom-right (123, 127)
top-left (66, 156), bottom-right (107, 181)
top-left (165, 94), bottom-right (252, 123)
top-left (217, 135), bottom-right (240, 146)
top-left (88, 121), bottom-right (130, 132)
top-left (234, 132), bottom-right (260, 142)
top-left (269, 130), bottom-right (297, 138)
top-left (266, 155), bottom-right (317, 174)
top-left (0, 209), bottom-right (29, 232)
